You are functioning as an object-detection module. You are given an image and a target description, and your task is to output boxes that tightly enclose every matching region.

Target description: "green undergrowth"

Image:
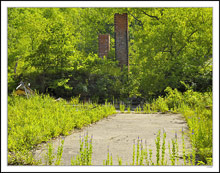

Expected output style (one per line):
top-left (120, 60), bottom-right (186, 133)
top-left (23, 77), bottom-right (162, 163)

top-left (8, 94), bottom-right (116, 165)
top-left (7, 85), bottom-right (212, 165)
top-left (142, 85), bottom-right (212, 165)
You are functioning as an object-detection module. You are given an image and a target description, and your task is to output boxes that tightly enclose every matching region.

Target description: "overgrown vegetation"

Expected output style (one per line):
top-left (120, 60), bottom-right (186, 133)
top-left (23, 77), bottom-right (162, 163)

top-left (7, 7), bottom-right (213, 166)
top-left (7, 94), bottom-right (116, 165)
top-left (40, 129), bottom-right (211, 166)
top-left (141, 84), bottom-right (212, 165)
top-left (8, 8), bottom-right (212, 102)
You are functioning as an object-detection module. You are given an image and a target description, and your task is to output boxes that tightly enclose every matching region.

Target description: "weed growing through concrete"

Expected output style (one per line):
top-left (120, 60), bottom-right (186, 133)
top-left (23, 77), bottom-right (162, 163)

top-left (44, 142), bottom-right (55, 165)
top-left (55, 139), bottom-right (64, 165)
top-left (71, 133), bottom-right (93, 165)
top-left (117, 156), bottom-right (122, 165)
top-left (39, 129), bottom-right (213, 166)
top-left (110, 153), bottom-right (113, 165)
top-left (136, 136), bottom-right (140, 165)
top-left (139, 139), bottom-right (144, 165)
top-left (148, 86), bottom-right (212, 164)
top-left (181, 128), bottom-right (186, 165)
top-left (155, 129), bottom-right (161, 165)
top-left (175, 132), bottom-right (180, 165)
top-left (161, 130), bottom-right (166, 165)
top-left (144, 141), bottom-right (149, 165)
top-left (103, 146), bottom-right (110, 165)
top-left (132, 140), bottom-right (135, 165)
top-left (149, 149), bottom-right (154, 165)
top-left (171, 138), bottom-right (176, 165)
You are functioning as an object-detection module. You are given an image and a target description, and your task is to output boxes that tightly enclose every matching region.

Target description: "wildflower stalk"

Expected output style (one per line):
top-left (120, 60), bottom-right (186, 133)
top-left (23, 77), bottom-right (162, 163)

top-left (161, 130), bottom-right (166, 165)
top-left (118, 156), bottom-right (122, 165)
top-left (168, 141), bottom-right (172, 165)
top-left (110, 153), bottom-right (113, 165)
top-left (175, 132), bottom-right (179, 165)
top-left (89, 136), bottom-right (93, 165)
top-left (71, 134), bottom-right (93, 166)
top-left (140, 139), bottom-right (144, 165)
top-left (149, 149), bottom-right (153, 165)
top-left (107, 147), bottom-right (110, 165)
top-left (144, 146), bottom-right (149, 165)
top-left (155, 129), bottom-right (161, 165)
top-left (55, 139), bottom-right (64, 165)
top-left (45, 142), bottom-right (55, 165)
top-left (144, 141), bottom-right (149, 165)
top-left (176, 138), bottom-right (179, 165)
top-left (132, 140), bottom-right (135, 165)
top-left (136, 137), bottom-right (140, 165)
top-left (171, 139), bottom-right (176, 165)
top-left (182, 128), bottom-right (186, 165)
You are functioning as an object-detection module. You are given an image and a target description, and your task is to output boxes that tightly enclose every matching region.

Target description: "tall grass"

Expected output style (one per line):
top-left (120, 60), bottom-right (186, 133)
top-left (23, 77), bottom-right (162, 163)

top-left (8, 85), bottom-right (212, 165)
top-left (8, 94), bottom-right (116, 165)
top-left (144, 86), bottom-right (212, 165)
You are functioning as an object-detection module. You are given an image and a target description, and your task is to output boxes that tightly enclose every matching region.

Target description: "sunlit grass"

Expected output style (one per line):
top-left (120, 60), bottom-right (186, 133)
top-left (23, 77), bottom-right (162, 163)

top-left (8, 94), bottom-right (116, 165)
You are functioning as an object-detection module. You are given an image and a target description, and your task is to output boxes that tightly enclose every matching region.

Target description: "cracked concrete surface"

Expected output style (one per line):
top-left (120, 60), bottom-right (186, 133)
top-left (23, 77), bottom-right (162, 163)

top-left (33, 113), bottom-right (192, 165)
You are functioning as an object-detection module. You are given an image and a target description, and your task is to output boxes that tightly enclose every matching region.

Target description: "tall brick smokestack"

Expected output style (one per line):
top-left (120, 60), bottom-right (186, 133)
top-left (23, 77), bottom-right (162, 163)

top-left (98, 34), bottom-right (110, 59)
top-left (114, 13), bottom-right (129, 69)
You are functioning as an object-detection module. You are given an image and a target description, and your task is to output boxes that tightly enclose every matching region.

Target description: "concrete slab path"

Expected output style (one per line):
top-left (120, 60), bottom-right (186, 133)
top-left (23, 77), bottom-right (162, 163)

top-left (33, 112), bottom-right (192, 166)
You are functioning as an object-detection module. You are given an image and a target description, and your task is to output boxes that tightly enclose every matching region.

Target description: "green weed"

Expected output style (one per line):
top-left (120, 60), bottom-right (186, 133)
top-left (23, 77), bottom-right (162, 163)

top-left (146, 87), bottom-right (212, 164)
top-left (161, 130), bottom-right (166, 165)
top-left (127, 105), bottom-right (131, 113)
top-left (8, 94), bottom-right (115, 165)
top-left (135, 106), bottom-right (142, 113)
top-left (119, 103), bottom-right (125, 113)
top-left (182, 128), bottom-right (187, 165)
top-left (117, 156), bottom-right (122, 165)
top-left (143, 103), bottom-right (151, 114)
top-left (44, 142), bottom-right (55, 165)
top-left (55, 139), bottom-right (64, 165)
top-left (155, 129), bottom-right (161, 165)
top-left (71, 133), bottom-right (93, 165)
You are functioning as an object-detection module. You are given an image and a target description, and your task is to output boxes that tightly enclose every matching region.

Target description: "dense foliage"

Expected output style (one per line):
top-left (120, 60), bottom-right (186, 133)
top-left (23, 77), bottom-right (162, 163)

top-left (8, 94), bottom-right (116, 164)
top-left (7, 7), bottom-right (213, 166)
top-left (8, 8), bottom-right (212, 101)
top-left (149, 85), bottom-right (213, 164)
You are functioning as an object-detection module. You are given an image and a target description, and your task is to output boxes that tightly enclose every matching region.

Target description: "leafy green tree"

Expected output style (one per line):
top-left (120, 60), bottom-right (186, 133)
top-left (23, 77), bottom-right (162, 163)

top-left (127, 8), bottom-right (212, 99)
top-left (8, 7), bottom-right (212, 100)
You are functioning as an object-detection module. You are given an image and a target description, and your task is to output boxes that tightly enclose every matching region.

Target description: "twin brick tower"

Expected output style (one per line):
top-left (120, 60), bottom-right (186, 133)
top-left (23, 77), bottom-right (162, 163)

top-left (98, 13), bottom-right (129, 69)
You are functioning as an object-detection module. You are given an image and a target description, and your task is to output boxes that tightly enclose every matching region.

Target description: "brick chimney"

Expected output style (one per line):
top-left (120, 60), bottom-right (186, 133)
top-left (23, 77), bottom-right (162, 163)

top-left (98, 34), bottom-right (110, 59)
top-left (114, 13), bottom-right (129, 69)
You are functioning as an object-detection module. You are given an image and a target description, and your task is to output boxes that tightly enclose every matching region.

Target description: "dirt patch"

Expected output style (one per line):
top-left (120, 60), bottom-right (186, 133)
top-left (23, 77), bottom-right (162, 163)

top-left (33, 113), bottom-right (191, 165)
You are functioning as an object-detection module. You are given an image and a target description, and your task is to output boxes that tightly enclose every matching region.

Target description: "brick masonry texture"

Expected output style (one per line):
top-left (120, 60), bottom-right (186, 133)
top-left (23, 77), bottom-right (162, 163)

top-left (98, 34), bottom-right (110, 59)
top-left (114, 13), bottom-right (129, 69)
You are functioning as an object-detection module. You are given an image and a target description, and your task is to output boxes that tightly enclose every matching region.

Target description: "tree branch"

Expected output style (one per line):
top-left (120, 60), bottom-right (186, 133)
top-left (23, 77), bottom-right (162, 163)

top-left (128, 12), bottom-right (144, 27)
top-left (177, 29), bottom-right (198, 56)
top-left (142, 10), bottom-right (160, 21)
top-left (162, 32), bottom-right (174, 56)
top-left (187, 29), bottom-right (197, 42)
